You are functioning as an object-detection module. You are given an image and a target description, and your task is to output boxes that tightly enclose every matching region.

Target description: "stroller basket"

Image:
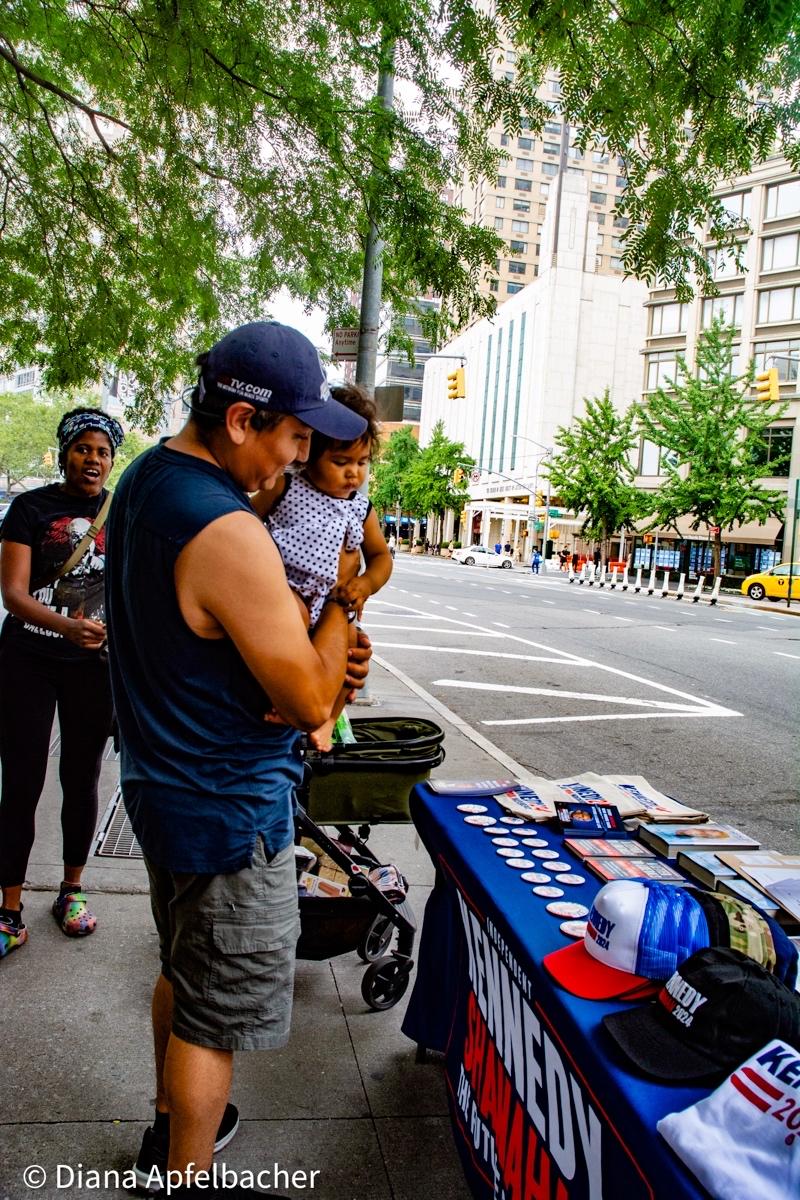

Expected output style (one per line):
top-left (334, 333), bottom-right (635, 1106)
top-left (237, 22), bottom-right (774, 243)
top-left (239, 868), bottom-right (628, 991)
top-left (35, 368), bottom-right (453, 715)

top-left (304, 717), bottom-right (445, 824)
top-left (297, 895), bottom-right (377, 961)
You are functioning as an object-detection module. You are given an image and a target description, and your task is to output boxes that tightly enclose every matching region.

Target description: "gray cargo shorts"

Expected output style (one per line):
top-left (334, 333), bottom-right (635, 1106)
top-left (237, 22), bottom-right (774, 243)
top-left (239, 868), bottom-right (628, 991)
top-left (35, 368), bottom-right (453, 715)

top-left (146, 838), bottom-right (300, 1051)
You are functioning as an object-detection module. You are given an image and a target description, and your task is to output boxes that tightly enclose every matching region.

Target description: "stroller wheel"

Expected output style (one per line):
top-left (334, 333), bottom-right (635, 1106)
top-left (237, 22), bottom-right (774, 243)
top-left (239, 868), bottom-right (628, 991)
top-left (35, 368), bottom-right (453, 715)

top-left (358, 915), bottom-right (394, 963)
top-left (361, 955), bottom-right (412, 1011)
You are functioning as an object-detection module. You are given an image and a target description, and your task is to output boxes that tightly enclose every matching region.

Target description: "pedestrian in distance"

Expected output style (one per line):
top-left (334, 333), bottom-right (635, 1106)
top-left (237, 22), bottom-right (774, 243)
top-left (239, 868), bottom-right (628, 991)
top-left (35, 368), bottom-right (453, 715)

top-left (387, 533), bottom-right (396, 558)
top-left (494, 541), bottom-right (502, 555)
top-left (503, 541), bottom-right (511, 555)
top-left (0, 407), bottom-right (124, 961)
top-left (252, 384), bottom-right (392, 750)
top-left (106, 322), bottom-right (372, 1198)
top-left (571, 551), bottom-right (579, 572)
top-left (531, 548), bottom-right (542, 575)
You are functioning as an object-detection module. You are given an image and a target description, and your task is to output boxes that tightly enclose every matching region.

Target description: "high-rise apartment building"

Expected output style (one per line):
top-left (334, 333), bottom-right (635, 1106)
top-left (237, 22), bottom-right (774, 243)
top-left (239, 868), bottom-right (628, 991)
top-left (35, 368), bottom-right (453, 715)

top-left (453, 57), bottom-right (628, 307)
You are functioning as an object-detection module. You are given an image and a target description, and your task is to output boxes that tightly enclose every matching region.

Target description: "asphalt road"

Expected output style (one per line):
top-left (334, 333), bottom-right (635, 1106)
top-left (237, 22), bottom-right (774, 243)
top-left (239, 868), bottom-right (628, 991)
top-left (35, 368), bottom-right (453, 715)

top-left (365, 556), bottom-right (800, 852)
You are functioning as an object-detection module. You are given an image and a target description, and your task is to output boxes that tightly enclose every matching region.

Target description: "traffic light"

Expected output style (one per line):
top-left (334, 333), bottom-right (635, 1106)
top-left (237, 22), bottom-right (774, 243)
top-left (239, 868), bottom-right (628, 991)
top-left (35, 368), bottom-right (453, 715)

top-left (447, 367), bottom-right (466, 400)
top-left (42, 450), bottom-right (53, 468)
top-left (755, 367), bottom-right (780, 402)
top-left (534, 490), bottom-right (544, 508)
top-left (452, 467), bottom-right (464, 485)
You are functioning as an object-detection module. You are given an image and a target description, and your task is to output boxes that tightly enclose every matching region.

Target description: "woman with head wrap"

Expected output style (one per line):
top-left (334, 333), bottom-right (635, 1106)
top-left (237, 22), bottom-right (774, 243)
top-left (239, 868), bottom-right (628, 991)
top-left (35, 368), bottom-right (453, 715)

top-left (0, 406), bottom-right (124, 959)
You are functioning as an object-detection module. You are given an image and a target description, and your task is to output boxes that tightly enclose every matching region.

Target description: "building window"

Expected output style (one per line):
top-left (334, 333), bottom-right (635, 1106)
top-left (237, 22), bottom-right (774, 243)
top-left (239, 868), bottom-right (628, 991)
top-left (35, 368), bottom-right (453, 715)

top-left (496, 175), bottom-right (507, 188)
top-left (646, 351), bottom-right (679, 390)
top-left (566, 167), bottom-right (583, 177)
top-left (507, 282), bottom-right (524, 294)
top-left (494, 216), bottom-right (505, 230)
top-left (549, 79), bottom-right (562, 94)
top-left (592, 150), bottom-right (609, 164)
top-left (758, 286), bottom-right (800, 324)
top-left (765, 179), bottom-right (800, 220)
top-left (509, 239), bottom-right (527, 253)
top-left (540, 183), bottom-right (550, 196)
top-left (614, 216), bottom-right (629, 229)
top-left (595, 255), bottom-right (603, 270)
top-left (638, 438), bottom-right (665, 475)
top-left (706, 245), bottom-right (743, 280)
top-left (590, 191), bottom-right (606, 205)
top-left (592, 172), bottom-right (608, 185)
top-left (513, 199), bottom-right (530, 212)
top-left (719, 191), bottom-right (751, 225)
top-left (615, 176), bottom-right (627, 189)
top-left (508, 261), bottom-right (527, 275)
top-left (753, 338), bottom-right (800, 381)
top-left (612, 235), bottom-right (626, 250)
top-left (511, 219), bottom-right (530, 233)
top-left (504, 71), bottom-right (515, 82)
top-left (701, 293), bottom-right (743, 327)
top-left (495, 196), bottom-right (505, 209)
top-left (753, 426), bottom-right (793, 476)
top-left (500, 134), bottom-right (510, 147)
top-left (541, 163), bottom-right (558, 177)
top-left (595, 212), bottom-right (606, 225)
top-left (567, 145), bottom-right (583, 160)
top-left (610, 256), bottom-right (625, 270)
top-left (489, 278), bottom-right (499, 292)
top-left (543, 142), bottom-right (560, 155)
top-left (596, 233), bottom-right (604, 246)
top-left (14, 369), bottom-right (36, 390)
top-left (650, 302), bottom-right (687, 336)
top-left (762, 232), bottom-right (800, 272)
top-left (518, 137), bottom-right (533, 151)
top-left (516, 158), bottom-right (534, 172)
top-left (515, 177), bottom-right (533, 192)
top-left (544, 120), bottom-right (562, 135)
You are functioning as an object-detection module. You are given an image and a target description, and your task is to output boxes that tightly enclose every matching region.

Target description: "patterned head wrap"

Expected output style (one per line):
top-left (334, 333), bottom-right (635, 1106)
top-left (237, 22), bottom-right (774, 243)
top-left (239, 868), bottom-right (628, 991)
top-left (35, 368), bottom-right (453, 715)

top-left (57, 410), bottom-right (125, 456)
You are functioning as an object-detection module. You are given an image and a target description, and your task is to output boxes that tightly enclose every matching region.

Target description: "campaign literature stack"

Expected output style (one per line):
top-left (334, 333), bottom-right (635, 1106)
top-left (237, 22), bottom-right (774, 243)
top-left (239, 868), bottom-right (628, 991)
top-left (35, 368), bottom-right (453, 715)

top-left (554, 798), bottom-right (625, 837)
top-left (638, 822), bottom-right (761, 860)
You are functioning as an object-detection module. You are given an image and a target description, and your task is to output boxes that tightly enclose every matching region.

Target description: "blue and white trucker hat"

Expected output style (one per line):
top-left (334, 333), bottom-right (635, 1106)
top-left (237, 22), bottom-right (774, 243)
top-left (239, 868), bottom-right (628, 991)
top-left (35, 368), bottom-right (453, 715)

top-left (543, 880), bottom-right (710, 1000)
top-left (198, 321), bottom-right (367, 441)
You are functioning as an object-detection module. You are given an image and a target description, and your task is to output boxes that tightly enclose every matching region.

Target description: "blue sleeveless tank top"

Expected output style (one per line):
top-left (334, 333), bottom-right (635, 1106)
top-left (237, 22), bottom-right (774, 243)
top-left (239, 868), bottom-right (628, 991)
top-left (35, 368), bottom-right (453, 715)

top-left (105, 443), bottom-right (302, 873)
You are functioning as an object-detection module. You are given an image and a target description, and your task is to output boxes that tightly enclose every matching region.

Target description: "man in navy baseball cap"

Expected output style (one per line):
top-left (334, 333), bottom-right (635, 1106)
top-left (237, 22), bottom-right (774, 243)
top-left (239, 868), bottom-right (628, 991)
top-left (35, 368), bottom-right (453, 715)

top-left (195, 321), bottom-right (367, 442)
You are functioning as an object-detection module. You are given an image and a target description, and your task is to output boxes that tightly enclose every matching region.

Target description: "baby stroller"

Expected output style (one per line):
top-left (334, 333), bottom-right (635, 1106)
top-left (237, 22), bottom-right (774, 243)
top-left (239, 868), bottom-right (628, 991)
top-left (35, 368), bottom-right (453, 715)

top-left (295, 717), bottom-right (445, 1011)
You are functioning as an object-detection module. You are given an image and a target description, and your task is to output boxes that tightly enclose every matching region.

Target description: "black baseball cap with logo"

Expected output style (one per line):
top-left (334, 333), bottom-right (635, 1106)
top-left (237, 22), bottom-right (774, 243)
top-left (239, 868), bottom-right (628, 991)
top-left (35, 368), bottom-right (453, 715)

top-left (603, 947), bottom-right (800, 1084)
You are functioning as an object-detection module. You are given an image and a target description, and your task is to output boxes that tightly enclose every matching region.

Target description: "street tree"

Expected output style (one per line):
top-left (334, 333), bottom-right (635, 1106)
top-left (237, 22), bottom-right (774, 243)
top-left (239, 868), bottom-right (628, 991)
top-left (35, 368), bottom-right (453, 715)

top-left (546, 391), bottom-right (646, 565)
top-left (370, 425), bottom-right (420, 537)
top-left (503, 0), bottom-right (800, 296)
top-left (402, 420), bottom-right (473, 545)
top-left (0, 391), bottom-right (73, 491)
top-left (4, 6), bottom-right (799, 425)
top-left (636, 319), bottom-right (788, 578)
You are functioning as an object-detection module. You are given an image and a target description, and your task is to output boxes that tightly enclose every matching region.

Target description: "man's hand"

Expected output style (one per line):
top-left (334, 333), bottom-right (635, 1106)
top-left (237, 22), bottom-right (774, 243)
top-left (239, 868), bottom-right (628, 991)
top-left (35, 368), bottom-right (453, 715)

top-left (344, 629), bottom-right (372, 700)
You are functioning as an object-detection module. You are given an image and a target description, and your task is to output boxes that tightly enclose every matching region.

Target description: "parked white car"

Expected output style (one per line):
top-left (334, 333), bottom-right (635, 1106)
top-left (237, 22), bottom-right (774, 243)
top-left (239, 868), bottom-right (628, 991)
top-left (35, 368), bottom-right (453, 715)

top-left (451, 544), bottom-right (514, 569)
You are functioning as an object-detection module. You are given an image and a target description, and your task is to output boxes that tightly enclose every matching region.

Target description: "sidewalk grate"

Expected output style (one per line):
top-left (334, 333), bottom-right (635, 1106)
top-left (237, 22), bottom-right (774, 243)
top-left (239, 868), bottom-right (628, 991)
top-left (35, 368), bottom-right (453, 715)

top-left (93, 785), bottom-right (143, 859)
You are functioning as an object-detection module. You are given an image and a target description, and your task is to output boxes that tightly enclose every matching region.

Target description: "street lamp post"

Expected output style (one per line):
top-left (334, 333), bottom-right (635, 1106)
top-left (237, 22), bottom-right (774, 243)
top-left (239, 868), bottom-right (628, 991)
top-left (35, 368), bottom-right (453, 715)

top-left (512, 435), bottom-right (555, 571)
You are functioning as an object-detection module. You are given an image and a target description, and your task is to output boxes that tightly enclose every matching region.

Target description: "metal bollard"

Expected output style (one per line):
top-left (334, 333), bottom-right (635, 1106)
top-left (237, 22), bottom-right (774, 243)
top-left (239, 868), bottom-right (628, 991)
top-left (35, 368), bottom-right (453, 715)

top-left (709, 576), bottom-right (722, 606)
top-left (646, 567), bottom-right (657, 596)
top-left (691, 576), bottom-right (706, 603)
top-left (660, 571), bottom-right (670, 597)
top-left (610, 568), bottom-right (619, 589)
top-left (578, 564), bottom-right (586, 584)
top-left (675, 572), bottom-right (686, 600)
top-left (621, 568), bottom-right (630, 591)
top-left (634, 566), bottom-right (643, 593)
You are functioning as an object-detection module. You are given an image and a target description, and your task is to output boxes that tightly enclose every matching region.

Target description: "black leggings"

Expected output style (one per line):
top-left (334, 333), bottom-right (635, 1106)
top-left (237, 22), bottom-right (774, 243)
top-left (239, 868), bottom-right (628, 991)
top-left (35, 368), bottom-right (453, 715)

top-left (0, 641), bottom-right (113, 887)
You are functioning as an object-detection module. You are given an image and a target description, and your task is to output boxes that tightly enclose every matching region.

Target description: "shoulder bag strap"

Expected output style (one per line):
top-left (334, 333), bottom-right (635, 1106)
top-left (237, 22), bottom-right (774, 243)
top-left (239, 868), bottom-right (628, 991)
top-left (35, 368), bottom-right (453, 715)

top-left (50, 491), bottom-right (113, 583)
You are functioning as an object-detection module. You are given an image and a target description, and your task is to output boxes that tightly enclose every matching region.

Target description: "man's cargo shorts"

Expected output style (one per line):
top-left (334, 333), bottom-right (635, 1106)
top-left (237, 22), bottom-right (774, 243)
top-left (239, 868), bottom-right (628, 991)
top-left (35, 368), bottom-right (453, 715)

top-left (146, 838), bottom-right (300, 1051)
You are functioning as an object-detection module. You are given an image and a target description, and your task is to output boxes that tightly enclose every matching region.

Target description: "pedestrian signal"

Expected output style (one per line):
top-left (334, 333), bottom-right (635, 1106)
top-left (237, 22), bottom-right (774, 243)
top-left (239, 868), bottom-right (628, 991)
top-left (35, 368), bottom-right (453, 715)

top-left (452, 467), bottom-right (464, 485)
top-left (43, 451), bottom-right (54, 468)
top-left (447, 367), bottom-right (466, 400)
top-left (755, 367), bottom-right (779, 402)
top-left (534, 491), bottom-right (544, 508)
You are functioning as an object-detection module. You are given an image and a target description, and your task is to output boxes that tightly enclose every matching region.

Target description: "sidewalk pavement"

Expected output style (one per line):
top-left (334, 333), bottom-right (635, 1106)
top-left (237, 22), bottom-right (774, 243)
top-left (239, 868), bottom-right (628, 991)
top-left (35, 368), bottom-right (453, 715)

top-left (0, 659), bottom-right (501, 1200)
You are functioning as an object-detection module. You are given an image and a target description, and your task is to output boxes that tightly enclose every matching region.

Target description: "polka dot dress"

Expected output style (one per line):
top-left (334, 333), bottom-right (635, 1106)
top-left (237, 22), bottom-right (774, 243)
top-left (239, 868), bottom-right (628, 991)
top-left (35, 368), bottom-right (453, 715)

top-left (268, 473), bottom-right (369, 626)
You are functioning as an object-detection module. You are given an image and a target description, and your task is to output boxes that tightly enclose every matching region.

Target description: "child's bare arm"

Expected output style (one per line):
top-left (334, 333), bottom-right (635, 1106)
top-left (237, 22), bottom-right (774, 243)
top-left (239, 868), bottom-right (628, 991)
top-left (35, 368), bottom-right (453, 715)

top-left (338, 508), bottom-right (393, 611)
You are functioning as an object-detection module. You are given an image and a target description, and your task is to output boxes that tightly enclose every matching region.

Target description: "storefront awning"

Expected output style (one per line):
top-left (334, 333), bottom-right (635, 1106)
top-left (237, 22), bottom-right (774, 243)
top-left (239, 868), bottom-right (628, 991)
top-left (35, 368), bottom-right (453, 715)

top-left (637, 515), bottom-right (784, 546)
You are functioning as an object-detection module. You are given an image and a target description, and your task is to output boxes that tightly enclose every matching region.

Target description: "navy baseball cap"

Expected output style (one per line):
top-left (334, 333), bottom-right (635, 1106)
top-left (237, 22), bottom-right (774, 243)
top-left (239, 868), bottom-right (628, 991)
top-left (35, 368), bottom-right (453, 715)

top-left (198, 321), bottom-right (368, 441)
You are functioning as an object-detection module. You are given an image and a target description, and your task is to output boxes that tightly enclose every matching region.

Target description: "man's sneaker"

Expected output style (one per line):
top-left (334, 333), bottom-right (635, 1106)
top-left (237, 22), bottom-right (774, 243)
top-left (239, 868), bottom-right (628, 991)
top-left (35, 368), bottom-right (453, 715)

top-left (133, 1103), bottom-right (240, 1192)
top-left (0, 913), bottom-right (27, 959)
top-left (52, 888), bottom-right (97, 937)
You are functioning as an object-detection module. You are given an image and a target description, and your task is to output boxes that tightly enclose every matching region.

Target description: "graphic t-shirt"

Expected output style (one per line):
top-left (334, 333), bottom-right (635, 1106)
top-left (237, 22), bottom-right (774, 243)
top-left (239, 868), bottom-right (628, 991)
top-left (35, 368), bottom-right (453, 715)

top-left (1, 484), bottom-right (108, 660)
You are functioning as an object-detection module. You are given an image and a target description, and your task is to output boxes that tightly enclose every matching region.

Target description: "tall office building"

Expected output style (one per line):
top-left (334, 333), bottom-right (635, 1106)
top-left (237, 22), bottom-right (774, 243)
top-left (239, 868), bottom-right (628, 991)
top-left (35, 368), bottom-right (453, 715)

top-left (631, 155), bottom-right (799, 577)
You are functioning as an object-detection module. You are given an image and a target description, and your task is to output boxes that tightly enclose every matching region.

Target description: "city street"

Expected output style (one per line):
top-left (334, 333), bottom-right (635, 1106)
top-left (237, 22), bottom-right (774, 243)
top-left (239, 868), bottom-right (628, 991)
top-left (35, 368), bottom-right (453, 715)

top-left (365, 555), bottom-right (799, 851)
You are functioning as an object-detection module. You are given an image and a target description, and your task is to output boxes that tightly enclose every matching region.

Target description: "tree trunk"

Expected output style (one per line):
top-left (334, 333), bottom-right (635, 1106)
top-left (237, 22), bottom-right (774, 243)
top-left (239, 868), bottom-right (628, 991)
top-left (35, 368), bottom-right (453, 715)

top-left (712, 530), bottom-right (722, 579)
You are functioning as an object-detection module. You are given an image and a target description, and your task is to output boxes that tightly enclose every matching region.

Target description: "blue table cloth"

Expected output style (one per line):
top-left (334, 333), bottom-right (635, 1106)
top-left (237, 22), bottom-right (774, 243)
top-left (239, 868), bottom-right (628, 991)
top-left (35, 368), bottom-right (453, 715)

top-left (402, 784), bottom-right (710, 1200)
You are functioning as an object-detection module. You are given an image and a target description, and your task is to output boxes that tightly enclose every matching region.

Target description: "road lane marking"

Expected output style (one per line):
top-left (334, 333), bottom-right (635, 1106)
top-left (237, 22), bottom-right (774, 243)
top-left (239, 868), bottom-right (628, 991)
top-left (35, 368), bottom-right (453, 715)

top-left (445, 605), bottom-right (458, 610)
top-left (366, 625), bottom-right (504, 637)
top-left (774, 652), bottom-right (800, 660)
top-left (613, 616), bottom-right (634, 622)
top-left (541, 599), bottom-right (555, 605)
top-left (433, 679), bottom-right (701, 711)
top-left (462, 612), bottom-right (477, 617)
top-left (492, 621), bottom-right (511, 628)
top-left (757, 626), bottom-right (779, 632)
top-left (372, 644), bottom-right (589, 664)
top-left (714, 618), bottom-right (732, 623)
top-left (484, 711), bottom-right (739, 727)
top-left (583, 609), bottom-right (602, 615)
top-left (653, 626), bottom-right (676, 632)
top-left (710, 638), bottom-right (737, 645)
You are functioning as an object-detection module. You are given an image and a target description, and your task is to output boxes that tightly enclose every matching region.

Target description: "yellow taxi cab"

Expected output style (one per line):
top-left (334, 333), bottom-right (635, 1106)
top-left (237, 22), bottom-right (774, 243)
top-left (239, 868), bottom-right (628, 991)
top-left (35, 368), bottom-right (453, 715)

top-left (740, 563), bottom-right (800, 601)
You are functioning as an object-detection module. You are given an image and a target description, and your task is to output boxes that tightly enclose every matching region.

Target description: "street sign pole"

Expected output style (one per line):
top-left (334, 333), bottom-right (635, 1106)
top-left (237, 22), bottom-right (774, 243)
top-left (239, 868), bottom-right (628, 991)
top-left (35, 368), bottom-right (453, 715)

top-left (787, 476), bottom-right (799, 609)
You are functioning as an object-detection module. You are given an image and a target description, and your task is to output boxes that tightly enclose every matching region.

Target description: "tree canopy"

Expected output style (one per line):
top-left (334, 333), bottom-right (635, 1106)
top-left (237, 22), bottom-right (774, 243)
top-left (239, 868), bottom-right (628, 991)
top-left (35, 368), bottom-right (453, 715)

top-left (0, 390), bottom-right (72, 490)
top-left (636, 319), bottom-right (788, 576)
top-left (402, 419), bottom-right (473, 520)
top-left (370, 425), bottom-right (420, 519)
top-left (3, 2), bottom-right (799, 423)
top-left (546, 390), bottom-right (645, 561)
